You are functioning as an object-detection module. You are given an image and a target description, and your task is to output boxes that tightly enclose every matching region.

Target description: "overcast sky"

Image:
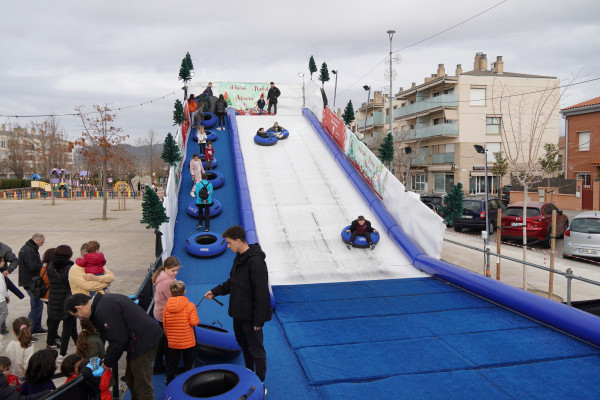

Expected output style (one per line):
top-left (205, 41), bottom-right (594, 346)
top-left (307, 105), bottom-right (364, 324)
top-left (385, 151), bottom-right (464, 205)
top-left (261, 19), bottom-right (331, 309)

top-left (1, 0), bottom-right (598, 143)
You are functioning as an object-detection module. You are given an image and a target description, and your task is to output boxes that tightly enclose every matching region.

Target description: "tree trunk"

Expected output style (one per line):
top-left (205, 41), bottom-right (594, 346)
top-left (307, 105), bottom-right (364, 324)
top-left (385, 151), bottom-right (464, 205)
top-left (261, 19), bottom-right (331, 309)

top-left (51, 182), bottom-right (55, 206)
top-left (522, 183), bottom-right (528, 290)
top-left (102, 158), bottom-right (108, 220)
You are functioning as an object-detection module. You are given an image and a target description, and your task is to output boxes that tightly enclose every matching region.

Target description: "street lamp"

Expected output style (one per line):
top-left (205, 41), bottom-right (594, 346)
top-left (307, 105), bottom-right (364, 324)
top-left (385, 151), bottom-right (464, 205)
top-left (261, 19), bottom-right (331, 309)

top-left (404, 147), bottom-right (413, 189)
top-left (298, 72), bottom-right (305, 107)
top-left (331, 70), bottom-right (338, 109)
top-left (387, 30), bottom-right (396, 138)
top-left (363, 85), bottom-right (371, 142)
top-left (474, 144), bottom-right (491, 277)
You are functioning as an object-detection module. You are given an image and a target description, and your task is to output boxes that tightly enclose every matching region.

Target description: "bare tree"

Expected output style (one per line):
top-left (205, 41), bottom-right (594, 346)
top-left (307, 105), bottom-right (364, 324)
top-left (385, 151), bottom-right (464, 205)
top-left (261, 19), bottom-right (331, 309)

top-left (136, 129), bottom-right (162, 184)
top-left (492, 78), bottom-right (564, 289)
top-left (75, 104), bottom-right (128, 220)
top-left (3, 127), bottom-right (33, 179)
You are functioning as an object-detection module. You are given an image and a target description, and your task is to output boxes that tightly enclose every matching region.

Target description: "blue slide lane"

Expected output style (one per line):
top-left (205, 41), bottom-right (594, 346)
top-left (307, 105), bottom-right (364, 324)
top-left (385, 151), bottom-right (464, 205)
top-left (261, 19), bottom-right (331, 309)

top-left (303, 107), bottom-right (600, 349)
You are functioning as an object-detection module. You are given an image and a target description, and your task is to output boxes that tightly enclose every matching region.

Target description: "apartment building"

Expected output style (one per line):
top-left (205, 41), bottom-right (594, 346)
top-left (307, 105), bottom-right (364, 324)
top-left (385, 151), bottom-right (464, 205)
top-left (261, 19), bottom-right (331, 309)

top-left (356, 52), bottom-right (561, 195)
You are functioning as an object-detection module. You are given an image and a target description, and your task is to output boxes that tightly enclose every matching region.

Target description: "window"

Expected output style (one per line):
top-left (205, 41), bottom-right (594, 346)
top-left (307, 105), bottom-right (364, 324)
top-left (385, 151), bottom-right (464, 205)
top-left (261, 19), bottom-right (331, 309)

top-left (445, 143), bottom-right (455, 153)
top-left (486, 117), bottom-right (501, 134)
top-left (434, 172), bottom-right (454, 193)
top-left (469, 175), bottom-right (498, 194)
top-left (433, 92), bottom-right (440, 97)
top-left (577, 173), bottom-right (591, 186)
top-left (411, 173), bottom-right (428, 192)
top-left (579, 131), bottom-right (590, 151)
top-left (0, 139), bottom-right (4, 147)
top-left (433, 118), bottom-right (441, 125)
top-left (445, 88), bottom-right (455, 95)
top-left (470, 88), bottom-right (486, 106)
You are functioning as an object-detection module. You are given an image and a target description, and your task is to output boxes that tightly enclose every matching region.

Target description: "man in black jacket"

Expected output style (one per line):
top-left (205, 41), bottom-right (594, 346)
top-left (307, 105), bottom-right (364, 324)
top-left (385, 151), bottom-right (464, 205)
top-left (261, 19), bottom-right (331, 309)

top-left (267, 82), bottom-right (280, 115)
top-left (66, 292), bottom-right (164, 400)
top-left (205, 225), bottom-right (271, 386)
top-left (0, 241), bottom-right (20, 334)
top-left (18, 233), bottom-right (46, 333)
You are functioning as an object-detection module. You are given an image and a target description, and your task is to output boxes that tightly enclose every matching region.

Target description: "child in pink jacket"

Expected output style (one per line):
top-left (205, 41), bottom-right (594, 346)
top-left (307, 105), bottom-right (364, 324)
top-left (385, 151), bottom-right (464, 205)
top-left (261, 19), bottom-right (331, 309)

top-left (189, 154), bottom-right (205, 197)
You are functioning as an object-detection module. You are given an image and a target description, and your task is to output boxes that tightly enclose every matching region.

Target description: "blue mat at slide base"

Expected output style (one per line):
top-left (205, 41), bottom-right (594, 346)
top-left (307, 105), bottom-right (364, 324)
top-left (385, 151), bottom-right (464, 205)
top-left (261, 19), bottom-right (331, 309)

top-left (273, 277), bottom-right (600, 399)
top-left (133, 121), bottom-right (314, 400)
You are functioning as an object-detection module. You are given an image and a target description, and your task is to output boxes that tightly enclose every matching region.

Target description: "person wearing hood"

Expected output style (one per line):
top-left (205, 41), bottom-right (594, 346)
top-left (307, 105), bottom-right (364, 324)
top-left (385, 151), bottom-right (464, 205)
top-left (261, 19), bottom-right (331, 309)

top-left (162, 280), bottom-right (199, 385)
top-left (257, 93), bottom-right (266, 115)
top-left (46, 245), bottom-right (77, 360)
top-left (204, 225), bottom-right (271, 386)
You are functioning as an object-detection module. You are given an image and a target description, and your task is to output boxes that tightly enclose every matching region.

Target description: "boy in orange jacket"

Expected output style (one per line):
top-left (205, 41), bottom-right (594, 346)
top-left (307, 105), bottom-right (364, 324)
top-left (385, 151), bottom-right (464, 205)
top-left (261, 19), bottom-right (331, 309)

top-left (162, 280), bottom-right (199, 385)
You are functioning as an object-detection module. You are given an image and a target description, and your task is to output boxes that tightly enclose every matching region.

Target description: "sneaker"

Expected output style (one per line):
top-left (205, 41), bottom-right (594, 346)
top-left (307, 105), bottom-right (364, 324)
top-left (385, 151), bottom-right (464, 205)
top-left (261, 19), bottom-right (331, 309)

top-left (346, 243), bottom-right (352, 250)
top-left (31, 336), bottom-right (38, 342)
top-left (196, 224), bottom-right (202, 229)
top-left (0, 327), bottom-right (8, 335)
top-left (57, 355), bottom-right (65, 363)
top-left (47, 344), bottom-right (59, 350)
top-left (32, 328), bottom-right (47, 334)
top-left (205, 228), bottom-right (210, 232)
top-left (370, 243), bottom-right (376, 250)
top-left (263, 383), bottom-right (267, 397)
top-left (190, 190), bottom-right (195, 197)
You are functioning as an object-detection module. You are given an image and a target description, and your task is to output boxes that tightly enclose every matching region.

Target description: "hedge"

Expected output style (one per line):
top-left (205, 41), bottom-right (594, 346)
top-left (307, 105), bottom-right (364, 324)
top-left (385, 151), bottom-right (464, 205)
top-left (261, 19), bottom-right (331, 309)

top-left (0, 179), bottom-right (32, 189)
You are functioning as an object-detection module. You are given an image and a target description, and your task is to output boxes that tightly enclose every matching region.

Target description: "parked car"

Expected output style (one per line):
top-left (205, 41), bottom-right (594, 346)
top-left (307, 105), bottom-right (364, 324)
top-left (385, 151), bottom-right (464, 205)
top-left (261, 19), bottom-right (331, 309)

top-left (453, 195), bottom-right (504, 234)
top-left (563, 211), bottom-right (600, 259)
top-left (500, 202), bottom-right (568, 248)
top-left (501, 185), bottom-right (512, 204)
top-left (420, 193), bottom-right (450, 225)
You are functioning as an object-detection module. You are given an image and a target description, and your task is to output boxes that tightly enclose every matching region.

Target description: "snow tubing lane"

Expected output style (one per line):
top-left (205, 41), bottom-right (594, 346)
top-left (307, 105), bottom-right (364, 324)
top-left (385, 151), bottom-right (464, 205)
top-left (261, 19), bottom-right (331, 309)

top-left (340, 225), bottom-right (381, 248)
top-left (206, 171), bottom-right (225, 189)
top-left (200, 155), bottom-right (218, 169)
top-left (201, 112), bottom-right (217, 128)
top-left (254, 135), bottom-right (278, 146)
top-left (194, 323), bottom-right (242, 358)
top-left (266, 128), bottom-right (289, 139)
top-left (186, 199), bottom-right (223, 218)
top-left (162, 364), bottom-right (264, 400)
top-left (185, 233), bottom-right (227, 258)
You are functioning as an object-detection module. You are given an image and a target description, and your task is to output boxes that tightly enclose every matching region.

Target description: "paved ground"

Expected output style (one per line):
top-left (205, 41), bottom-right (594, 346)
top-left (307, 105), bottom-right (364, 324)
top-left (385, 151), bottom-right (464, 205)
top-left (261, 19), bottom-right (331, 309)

top-left (0, 198), bottom-right (155, 388)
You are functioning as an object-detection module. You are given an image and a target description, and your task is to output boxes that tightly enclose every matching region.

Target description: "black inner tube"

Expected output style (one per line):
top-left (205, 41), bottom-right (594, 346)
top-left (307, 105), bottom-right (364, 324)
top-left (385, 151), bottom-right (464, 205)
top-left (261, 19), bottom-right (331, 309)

top-left (206, 172), bottom-right (217, 180)
top-left (195, 235), bottom-right (217, 245)
top-left (182, 370), bottom-right (240, 398)
top-left (197, 323), bottom-right (228, 333)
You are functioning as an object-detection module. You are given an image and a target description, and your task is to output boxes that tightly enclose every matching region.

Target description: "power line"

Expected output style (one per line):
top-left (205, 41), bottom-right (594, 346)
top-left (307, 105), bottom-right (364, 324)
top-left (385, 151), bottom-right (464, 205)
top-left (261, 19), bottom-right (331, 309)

top-left (336, 0), bottom-right (510, 97)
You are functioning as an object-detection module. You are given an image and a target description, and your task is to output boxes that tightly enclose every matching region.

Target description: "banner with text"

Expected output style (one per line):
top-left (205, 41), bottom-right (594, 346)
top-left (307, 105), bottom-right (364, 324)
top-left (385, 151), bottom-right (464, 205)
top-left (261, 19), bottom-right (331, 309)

top-left (218, 82), bottom-right (270, 115)
top-left (321, 107), bottom-right (386, 197)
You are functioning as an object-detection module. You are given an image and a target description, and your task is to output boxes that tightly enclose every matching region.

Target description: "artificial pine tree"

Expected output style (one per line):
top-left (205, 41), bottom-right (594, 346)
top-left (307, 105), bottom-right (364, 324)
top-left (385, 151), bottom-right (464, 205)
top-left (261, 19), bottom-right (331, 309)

top-left (161, 133), bottom-right (182, 167)
top-left (378, 132), bottom-right (394, 168)
top-left (318, 62), bottom-right (330, 88)
top-left (342, 100), bottom-right (355, 126)
top-left (178, 60), bottom-right (192, 83)
top-left (438, 183), bottom-right (464, 226)
top-left (173, 99), bottom-right (185, 126)
top-left (140, 185), bottom-right (170, 257)
top-left (309, 56), bottom-right (317, 80)
top-left (184, 52), bottom-right (194, 72)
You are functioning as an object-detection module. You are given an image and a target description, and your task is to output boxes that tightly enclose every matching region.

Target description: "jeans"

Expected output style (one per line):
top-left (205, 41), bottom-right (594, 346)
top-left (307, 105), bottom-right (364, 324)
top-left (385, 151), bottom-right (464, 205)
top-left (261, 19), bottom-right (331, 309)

top-left (217, 114), bottom-right (226, 129)
top-left (198, 142), bottom-right (206, 155)
top-left (268, 102), bottom-right (277, 115)
top-left (258, 107), bottom-right (264, 115)
top-left (0, 301), bottom-right (8, 330)
top-left (233, 319), bottom-right (266, 381)
top-left (197, 202), bottom-right (210, 230)
top-left (26, 289), bottom-right (44, 331)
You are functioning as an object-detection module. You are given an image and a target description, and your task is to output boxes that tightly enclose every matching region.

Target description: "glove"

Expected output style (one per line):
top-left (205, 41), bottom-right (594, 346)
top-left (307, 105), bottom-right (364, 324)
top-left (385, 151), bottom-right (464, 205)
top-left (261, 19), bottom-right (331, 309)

top-left (86, 363), bottom-right (105, 377)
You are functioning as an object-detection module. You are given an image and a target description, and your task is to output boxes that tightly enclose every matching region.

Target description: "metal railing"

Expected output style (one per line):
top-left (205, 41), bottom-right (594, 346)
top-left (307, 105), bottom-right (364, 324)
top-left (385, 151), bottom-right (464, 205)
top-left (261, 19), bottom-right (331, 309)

top-left (443, 237), bottom-right (600, 306)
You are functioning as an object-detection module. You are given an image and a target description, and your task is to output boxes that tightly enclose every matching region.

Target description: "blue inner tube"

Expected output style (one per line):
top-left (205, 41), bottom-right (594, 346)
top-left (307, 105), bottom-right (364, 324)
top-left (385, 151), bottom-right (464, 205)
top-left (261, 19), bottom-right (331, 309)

top-left (206, 171), bottom-right (225, 189)
top-left (201, 112), bottom-right (217, 128)
top-left (186, 199), bottom-right (223, 218)
top-left (340, 225), bottom-right (381, 248)
top-left (163, 364), bottom-right (264, 400)
top-left (185, 232), bottom-right (228, 258)
top-left (194, 323), bottom-right (242, 358)
top-left (254, 134), bottom-right (278, 146)
top-left (267, 128), bottom-right (289, 140)
top-left (200, 155), bottom-right (218, 169)
top-left (206, 130), bottom-right (218, 142)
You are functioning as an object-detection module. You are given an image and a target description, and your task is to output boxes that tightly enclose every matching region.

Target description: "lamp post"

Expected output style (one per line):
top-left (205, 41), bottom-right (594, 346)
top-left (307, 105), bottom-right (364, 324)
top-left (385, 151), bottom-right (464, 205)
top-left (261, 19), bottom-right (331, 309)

top-left (363, 85), bottom-right (371, 142)
top-left (298, 72), bottom-right (305, 107)
top-left (331, 70), bottom-right (338, 109)
top-left (404, 147), bottom-right (413, 189)
top-left (387, 30), bottom-right (396, 138)
top-left (474, 144), bottom-right (491, 277)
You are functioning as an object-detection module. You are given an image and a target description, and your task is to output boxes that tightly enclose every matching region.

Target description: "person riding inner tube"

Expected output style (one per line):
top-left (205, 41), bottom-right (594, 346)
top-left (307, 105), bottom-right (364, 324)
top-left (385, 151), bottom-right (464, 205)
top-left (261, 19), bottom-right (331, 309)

top-left (266, 122), bottom-right (289, 139)
top-left (343, 215), bottom-right (379, 250)
top-left (254, 128), bottom-right (278, 146)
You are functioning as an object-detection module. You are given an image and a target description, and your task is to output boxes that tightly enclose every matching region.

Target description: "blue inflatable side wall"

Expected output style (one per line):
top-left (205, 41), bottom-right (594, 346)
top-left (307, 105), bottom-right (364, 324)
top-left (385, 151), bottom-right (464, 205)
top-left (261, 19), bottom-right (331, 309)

top-left (303, 108), bottom-right (424, 262)
top-left (227, 108), bottom-right (259, 245)
top-left (303, 108), bottom-right (600, 348)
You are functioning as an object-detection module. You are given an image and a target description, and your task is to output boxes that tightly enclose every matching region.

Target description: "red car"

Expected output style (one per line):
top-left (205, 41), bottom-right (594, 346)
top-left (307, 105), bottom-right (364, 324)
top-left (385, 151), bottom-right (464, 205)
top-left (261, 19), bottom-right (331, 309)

top-left (500, 202), bottom-right (569, 248)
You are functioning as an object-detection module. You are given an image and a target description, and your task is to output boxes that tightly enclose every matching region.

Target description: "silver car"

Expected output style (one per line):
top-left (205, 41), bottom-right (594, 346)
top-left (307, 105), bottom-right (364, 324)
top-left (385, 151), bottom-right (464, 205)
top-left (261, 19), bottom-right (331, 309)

top-left (563, 211), bottom-right (600, 259)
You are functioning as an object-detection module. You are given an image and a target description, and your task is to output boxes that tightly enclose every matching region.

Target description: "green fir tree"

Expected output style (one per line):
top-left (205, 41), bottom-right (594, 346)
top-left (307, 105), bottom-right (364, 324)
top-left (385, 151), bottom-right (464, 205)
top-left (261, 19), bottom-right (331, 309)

top-left (184, 52), bottom-right (194, 72)
top-left (161, 132), bottom-right (182, 167)
top-left (438, 183), bottom-right (464, 226)
top-left (318, 62), bottom-right (330, 88)
top-left (538, 143), bottom-right (562, 177)
top-left (178, 59), bottom-right (192, 83)
top-left (378, 132), bottom-right (394, 168)
top-left (140, 185), bottom-right (169, 230)
top-left (342, 100), bottom-right (355, 126)
top-left (309, 56), bottom-right (317, 80)
top-left (173, 100), bottom-right (185, 126)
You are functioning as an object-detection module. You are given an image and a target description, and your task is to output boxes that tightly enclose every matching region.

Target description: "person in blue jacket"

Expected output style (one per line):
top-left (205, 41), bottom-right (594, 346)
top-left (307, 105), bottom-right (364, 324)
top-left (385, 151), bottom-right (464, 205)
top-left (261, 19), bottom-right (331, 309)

top-left (195, 173), bottom-right (214, 232)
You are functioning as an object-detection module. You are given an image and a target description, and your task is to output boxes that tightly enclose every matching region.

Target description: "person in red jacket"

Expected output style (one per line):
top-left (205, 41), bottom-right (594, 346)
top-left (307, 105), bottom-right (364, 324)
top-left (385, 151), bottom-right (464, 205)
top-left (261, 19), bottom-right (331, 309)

top-left (162, 280), bottom-right (199, 385)
top-left (204, 141), bottom-right (215, 171)
top-left (345, 215), bottom-right (378, 250)
top-left (75, 241), bottom-right (106, 276)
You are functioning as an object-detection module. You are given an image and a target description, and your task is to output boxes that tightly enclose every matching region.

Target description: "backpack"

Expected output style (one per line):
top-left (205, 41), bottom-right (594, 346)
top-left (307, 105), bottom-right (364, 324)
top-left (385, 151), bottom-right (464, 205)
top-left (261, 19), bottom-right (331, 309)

top-left (29, 267), bottom-right (48, 298)
top-left (198, 182), bottom-right (209, 201)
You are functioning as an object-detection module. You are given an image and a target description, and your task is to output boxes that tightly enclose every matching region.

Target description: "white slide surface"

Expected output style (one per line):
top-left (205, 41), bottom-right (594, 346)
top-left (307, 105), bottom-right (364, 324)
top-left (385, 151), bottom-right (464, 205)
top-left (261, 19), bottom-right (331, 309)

top-left (237, 114), bottom-right (427, 286)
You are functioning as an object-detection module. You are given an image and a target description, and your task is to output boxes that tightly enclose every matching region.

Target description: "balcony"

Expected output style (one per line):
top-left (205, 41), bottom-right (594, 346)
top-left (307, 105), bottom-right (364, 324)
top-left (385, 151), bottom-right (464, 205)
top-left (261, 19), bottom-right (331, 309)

top-left (432, 152), bottom-right (454, 164)
top-left (412, 149), bottom-right (431, 166)
top-left (409, 123), bottom-right (459, 140)
top-left (357, 111), bottom-right (385, 129)
top-left (394, 94), bottom-right (458, 119)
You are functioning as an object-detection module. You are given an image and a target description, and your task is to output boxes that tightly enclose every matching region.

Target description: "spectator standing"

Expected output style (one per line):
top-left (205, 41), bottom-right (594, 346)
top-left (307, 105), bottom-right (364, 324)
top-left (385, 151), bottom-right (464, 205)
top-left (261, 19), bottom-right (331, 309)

top-left (257, 94), bottom-right (266, 115)
top-left (193, 102), bottom-right (205, 129)
top-left (195, 173), bottom-right (214, 232)
top-left (187, 94), bottom-right (198, 123)
top-left (68, 243), bottom-right (115, 296)
top-left (18, 234), bottom-right (46, 334)
top-left (0, 242), bottom-right (19, 334)
top-left (204, 225), bottom-right (271, 388)
top-left (267, 82), bottom-right (281, 115)
top-left (66, 293), bottom-right (163, 400)
top-left (189, 154), bottom-right (205, 197)
top-left (75, 241), bottom-right (106, 276)
top-left (39, 248), bottom-right (56, 304)
top-left (203, 82), bottom-right (213, 97)
top-left (214, 94), bottom-right (228, 130)
top-left (205, 141), bottom-right (215, 171)
top-left (163, 280), bottom-right (199, 385)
